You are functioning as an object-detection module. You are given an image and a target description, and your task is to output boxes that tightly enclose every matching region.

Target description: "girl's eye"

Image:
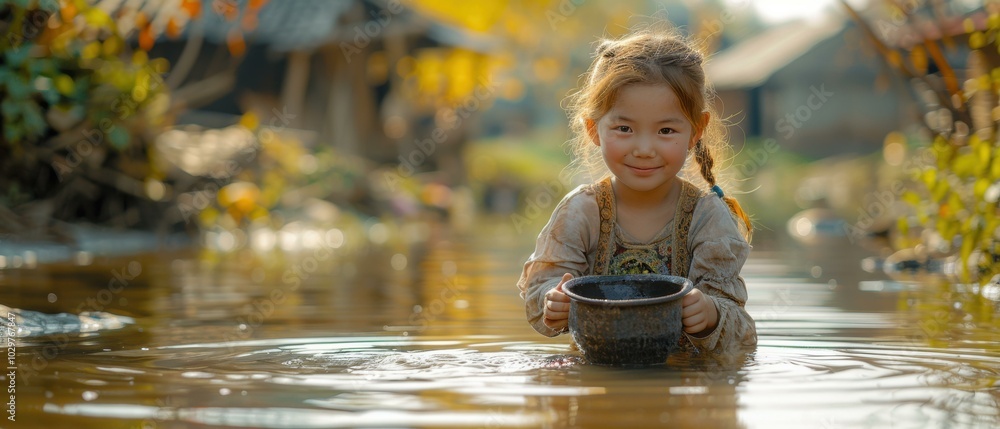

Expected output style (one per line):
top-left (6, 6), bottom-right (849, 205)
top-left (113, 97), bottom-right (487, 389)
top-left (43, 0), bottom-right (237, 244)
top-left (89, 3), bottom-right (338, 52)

top-left (659, 128), bottom-right (675, 134)
top-left (616, 126), bottom-right (632, 133)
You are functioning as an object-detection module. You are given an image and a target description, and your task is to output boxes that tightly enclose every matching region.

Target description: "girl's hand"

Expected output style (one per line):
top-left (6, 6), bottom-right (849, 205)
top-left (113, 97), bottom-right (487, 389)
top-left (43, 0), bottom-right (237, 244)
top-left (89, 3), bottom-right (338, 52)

top-left (681, 288), bottom-right (719, 336)
top-left (543, 273), bottom-right (574, 332)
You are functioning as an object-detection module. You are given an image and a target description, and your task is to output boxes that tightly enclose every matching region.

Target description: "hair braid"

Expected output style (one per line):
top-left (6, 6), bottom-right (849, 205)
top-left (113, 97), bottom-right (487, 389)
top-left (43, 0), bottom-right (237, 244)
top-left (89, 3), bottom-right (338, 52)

top-left (695, 140), bottom-right (753, 242)
top-left (694, 140), bottom-right (716, 186)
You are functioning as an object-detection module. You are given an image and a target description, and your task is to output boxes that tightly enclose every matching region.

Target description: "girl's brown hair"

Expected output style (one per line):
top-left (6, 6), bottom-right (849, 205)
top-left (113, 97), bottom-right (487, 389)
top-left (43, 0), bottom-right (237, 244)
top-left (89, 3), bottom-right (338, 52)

top-left (565, 27), bottom-right (752, 240)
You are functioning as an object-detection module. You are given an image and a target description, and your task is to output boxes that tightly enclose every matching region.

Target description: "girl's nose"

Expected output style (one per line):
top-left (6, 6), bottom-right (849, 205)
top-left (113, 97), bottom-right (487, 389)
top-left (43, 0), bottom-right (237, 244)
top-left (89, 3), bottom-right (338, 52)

top-left (632, 136), bottom-right (654, 157)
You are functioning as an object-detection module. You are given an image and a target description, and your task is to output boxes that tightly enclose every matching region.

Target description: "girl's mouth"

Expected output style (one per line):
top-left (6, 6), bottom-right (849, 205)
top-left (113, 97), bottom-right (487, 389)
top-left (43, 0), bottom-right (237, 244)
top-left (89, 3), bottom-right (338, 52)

top-left (627, 165), bottom-right (662, 175)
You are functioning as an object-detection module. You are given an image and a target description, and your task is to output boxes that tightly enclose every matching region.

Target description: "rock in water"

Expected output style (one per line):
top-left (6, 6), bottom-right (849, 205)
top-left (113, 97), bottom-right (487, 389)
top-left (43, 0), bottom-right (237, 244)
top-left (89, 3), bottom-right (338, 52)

top-left (0, 304), bottom-right (134, 337)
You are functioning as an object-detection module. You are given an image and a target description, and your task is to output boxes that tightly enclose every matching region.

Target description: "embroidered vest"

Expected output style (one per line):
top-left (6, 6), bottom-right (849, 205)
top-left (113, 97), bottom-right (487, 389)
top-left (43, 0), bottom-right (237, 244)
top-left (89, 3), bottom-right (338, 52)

top-left (592, 177), bottom-right (703, 278)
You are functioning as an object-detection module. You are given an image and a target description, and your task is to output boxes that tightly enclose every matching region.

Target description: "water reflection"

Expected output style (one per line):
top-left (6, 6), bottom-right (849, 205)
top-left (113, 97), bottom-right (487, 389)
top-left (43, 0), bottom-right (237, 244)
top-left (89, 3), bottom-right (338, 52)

top-left (5, 224), bottom-right (1000, 428)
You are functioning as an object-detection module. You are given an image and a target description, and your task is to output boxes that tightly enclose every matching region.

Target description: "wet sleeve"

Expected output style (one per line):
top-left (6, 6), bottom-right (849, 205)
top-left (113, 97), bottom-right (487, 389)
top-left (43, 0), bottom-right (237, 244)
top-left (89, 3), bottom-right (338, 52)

top-left (516, 187), bottom-right (596, 337)
top-left (684, 196), bottom-right (757, 351)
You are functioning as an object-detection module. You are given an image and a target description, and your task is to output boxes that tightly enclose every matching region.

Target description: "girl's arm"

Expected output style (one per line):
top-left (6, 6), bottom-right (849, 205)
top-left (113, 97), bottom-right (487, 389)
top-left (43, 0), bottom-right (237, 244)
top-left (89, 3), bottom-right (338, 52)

top-left (517, 186), bottom-right (597, 337)
top-left (684, 195), bottom-right (758, 352)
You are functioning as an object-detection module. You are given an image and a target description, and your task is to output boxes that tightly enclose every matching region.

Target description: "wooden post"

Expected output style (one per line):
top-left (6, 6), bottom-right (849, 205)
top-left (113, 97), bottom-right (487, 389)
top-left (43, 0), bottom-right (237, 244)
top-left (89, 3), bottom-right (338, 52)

top-left (281, 51), bottom-right (311, 129)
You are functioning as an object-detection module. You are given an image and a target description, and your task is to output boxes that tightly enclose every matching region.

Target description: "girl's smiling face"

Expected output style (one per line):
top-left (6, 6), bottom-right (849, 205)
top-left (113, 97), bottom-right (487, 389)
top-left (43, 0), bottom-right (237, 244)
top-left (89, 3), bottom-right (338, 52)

top-left (588, 84), bottom-right (704, 197)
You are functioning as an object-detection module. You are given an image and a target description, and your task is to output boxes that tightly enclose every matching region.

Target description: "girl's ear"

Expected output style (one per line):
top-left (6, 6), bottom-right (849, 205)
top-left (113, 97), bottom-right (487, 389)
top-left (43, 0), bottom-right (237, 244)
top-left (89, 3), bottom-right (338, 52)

top-left (585, 119), bottom-right (600, 147)
top-left (689, 111), bottom-right (711, 150)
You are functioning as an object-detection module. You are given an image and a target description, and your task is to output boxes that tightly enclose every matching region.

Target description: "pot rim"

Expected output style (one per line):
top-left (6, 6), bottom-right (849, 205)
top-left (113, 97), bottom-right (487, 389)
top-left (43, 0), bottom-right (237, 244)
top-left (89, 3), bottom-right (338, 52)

top-left (562, 274), bottom-right (694, 307)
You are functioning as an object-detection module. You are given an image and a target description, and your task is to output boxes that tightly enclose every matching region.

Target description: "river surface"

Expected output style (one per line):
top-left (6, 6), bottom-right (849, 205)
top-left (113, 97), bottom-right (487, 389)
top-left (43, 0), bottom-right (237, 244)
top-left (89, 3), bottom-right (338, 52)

top-left (3, 219), bottom-right (999, 428)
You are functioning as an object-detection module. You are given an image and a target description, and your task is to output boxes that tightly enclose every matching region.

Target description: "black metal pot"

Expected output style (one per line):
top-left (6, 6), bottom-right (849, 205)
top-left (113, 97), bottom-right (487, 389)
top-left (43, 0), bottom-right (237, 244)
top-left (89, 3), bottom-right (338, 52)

top-left (562, 274), bottom-right (693, 366)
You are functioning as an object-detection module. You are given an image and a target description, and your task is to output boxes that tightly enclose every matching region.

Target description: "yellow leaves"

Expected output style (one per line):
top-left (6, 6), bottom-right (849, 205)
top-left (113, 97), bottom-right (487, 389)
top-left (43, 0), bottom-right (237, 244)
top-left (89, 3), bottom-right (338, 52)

top-left (132, 50), bottom-right (148, 66)
top-left (947, 193), bottom-right (963, 217)
top-left (83, 7), bottom-right (111, 28)
top-left (444, 49), bottom-right (477, 101)
top-left (261, 133), bottom-right (305, 173)
top-left (80, 41), bottom-right (101, 60)
top-left (149, 58), bottom-right (170, 74)
top-left (239, 111), bottom-right (260, 131)
top-left (930, 134), bottom-right (953, 169)
top-left (54, 74), bottom-right (74, 95)
top-left (199, 206), bottom-right (219, 227)
top-left (897, 216), bottom-right (909, 237)
top-left (964, 18), bottom-right (977, 34)
top-left (910, 45), bottom-right (928, 73)
top-left (936, 216), bottom-right (955, 242)
top-left (218, 182), bottom-right (262, 221)
top-left (409, 48), bottom-right (491, 103)
top-left (408, 0), bottom-right (506, 32)
top-left (902, 190), bottom-right (922, 206)
top-left (131, 80), bottom-right (148, 103)
top-left (951, 153), bottom-right (979, 178)
top-left (991, 154), bottom-right (1000, 180)
top-left (976, 73), bottom-right (991, 92)
top-left (102, 36), bottom-right (122, 57)
top-left (248, 206), bottom-right (269, 221)
top-left (932, 177), bottom-right (950, 202)
top-left (975, 178), bottom-right (991, 200)
top-left (415, 50), bottom-right (445, 97)
top-left (260, 170), bottom-right (286, 208)
top-left (969, 32), bottom-right (986, 50)
top-left (959, 218), bottom-right (982, 281)
top-left (921, 168), bottom-right (937, 190)
top-left (975, 140), bottom-right (992, 176)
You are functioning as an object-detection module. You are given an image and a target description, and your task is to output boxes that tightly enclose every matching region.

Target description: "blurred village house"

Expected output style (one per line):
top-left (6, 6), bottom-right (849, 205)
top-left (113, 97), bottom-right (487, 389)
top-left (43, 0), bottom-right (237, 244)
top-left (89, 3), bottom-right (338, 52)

top-left (707, 16), bottom-right (915, 159)
top-left (705, 8), bottom-right (981, 241)
top-left (147, 0), bottom-right (498, 225)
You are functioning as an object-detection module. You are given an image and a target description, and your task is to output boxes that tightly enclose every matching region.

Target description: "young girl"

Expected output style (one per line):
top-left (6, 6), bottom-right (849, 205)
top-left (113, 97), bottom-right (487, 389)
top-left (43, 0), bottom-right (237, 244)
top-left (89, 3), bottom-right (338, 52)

top-left (517, 30), bottom-right (757, 353)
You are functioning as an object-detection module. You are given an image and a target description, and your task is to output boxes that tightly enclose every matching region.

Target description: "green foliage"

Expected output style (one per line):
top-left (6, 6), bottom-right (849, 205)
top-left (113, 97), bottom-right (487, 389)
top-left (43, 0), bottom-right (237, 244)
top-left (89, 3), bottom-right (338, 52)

top-left (849, 3), bottom-right (1000, 282)
top-left (0, 0), bottom-right (168, 204)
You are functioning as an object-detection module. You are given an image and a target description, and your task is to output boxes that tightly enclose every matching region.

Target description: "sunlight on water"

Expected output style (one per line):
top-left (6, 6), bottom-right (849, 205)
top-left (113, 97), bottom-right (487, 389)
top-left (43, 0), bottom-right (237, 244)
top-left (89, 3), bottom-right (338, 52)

top-left (6, 229), bottom-right (1000, 428)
